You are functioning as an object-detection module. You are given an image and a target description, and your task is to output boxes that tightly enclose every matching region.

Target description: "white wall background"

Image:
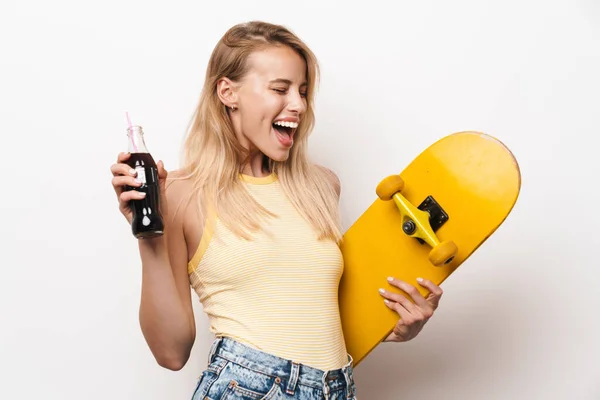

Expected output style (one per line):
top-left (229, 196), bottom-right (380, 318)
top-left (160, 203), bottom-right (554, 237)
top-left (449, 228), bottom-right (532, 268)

top-left (1, 0), bottom-right (599, 398)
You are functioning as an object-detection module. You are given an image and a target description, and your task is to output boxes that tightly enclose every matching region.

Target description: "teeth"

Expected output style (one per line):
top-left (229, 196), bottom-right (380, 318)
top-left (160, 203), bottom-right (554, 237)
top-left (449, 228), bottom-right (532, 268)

top-left (273, 120), bottom-right (298, 129)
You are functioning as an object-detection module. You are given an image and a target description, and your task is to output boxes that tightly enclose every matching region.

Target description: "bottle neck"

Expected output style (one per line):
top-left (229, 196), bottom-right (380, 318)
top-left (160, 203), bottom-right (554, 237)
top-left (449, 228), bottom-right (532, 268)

top-left (127, 125), bottom-right (149, 153)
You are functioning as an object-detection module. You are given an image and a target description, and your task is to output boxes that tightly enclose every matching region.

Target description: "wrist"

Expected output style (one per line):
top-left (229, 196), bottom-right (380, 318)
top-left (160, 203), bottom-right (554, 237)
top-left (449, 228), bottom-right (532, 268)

top-left (138, 234), bottom-right (168, 256)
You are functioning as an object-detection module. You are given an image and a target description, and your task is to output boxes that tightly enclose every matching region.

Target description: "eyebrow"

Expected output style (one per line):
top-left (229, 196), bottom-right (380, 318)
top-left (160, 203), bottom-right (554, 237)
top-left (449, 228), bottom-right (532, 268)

top-left (269, 78), bottom-right (307, 86)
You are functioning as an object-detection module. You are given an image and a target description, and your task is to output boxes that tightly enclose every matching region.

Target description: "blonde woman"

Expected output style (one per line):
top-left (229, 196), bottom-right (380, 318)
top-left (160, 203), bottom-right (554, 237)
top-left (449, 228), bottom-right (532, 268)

top-left (110, 21), bottom-right (444, 400)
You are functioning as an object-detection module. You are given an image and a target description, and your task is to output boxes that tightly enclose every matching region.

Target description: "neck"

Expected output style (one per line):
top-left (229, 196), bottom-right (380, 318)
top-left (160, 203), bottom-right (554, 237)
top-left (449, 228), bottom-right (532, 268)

top-left (241, 153), bottom-right (271, 177)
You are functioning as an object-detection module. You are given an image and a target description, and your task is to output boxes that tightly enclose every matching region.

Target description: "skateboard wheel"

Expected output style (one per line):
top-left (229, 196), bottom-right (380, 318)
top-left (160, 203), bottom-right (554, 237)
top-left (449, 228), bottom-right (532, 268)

top-left (376, 175), bottom-right (405, 200)
top-left (429, 240), bottom-right (458, 266)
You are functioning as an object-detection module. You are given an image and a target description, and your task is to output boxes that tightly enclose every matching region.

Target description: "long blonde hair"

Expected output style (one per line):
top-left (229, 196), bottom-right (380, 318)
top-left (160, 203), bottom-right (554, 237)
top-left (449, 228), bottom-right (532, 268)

top-left (177, 21), bottom-right (341, 242)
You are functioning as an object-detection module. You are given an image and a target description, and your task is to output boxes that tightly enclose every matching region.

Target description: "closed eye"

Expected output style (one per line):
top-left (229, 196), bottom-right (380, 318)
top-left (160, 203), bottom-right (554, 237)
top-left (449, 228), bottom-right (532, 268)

top-left (272, 88), bottom-right (307, 98)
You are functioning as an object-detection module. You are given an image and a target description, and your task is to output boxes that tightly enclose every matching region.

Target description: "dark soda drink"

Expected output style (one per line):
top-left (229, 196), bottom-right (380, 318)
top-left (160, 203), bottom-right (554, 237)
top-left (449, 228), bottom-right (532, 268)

top-left (124, 125), bottom-right (164, 239)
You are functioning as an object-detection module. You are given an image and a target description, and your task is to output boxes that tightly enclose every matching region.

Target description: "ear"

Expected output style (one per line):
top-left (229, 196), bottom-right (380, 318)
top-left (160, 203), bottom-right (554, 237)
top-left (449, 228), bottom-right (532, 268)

top-left (216, 77), bottom-right (238, 109)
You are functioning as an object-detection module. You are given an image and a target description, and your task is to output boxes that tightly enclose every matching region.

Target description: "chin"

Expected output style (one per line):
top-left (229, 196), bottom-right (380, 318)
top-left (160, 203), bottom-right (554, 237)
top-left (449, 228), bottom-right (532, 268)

top-left (266, 149), bottom-right (291, 163)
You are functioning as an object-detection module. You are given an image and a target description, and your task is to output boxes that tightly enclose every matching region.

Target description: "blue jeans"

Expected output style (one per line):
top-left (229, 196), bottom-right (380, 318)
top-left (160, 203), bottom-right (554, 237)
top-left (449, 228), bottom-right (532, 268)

top-left (192, 337), bottom-right (358, 400)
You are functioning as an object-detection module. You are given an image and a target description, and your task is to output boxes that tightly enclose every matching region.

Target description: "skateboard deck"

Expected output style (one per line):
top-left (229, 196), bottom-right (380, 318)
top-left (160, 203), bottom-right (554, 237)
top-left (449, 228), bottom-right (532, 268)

top-left (338, 131), bottom-right (521, 367)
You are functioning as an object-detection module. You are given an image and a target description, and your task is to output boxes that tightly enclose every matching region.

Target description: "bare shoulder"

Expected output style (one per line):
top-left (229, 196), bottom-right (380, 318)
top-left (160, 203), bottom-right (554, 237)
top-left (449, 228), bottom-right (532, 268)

top-left (165, 168), bottom-right (194, 193)
top-left (314, 164), bottom-right (341, 198)
top-left (164, 168), bottom-right (196, 224)
top-left (164, 168), bottom-right (205, 263)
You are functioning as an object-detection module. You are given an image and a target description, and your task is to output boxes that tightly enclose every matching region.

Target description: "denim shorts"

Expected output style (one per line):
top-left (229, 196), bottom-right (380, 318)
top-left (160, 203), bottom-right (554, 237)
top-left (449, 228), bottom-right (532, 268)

top-left (191, 336), bottom-right (357, 400)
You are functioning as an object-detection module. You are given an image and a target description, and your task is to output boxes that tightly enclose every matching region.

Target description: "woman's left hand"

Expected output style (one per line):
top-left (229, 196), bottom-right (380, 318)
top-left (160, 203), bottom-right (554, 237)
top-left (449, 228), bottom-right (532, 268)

top-left (378, 277), bottom-right (443, 342)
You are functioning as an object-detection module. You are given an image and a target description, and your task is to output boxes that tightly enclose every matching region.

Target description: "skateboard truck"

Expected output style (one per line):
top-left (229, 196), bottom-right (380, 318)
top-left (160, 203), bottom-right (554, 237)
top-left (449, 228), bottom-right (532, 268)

top-left (376, 174), bottom-right (458, 266)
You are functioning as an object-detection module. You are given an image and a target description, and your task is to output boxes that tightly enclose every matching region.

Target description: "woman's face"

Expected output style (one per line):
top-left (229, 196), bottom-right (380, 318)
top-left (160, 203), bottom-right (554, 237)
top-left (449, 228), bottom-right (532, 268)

top-left (220, 45), bottom-right (308, 165)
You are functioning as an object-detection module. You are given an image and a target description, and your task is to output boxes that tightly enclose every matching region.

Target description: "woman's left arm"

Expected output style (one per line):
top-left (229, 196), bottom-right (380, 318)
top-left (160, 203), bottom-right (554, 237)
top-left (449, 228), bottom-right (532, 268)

top-left (322, 167), bottom-right (443, 343)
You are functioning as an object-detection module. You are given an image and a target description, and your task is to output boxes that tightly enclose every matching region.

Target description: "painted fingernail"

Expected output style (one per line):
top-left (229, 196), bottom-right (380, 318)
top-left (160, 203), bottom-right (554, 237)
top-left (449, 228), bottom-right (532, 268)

top-left (384, 299), bottom-right (390, 304)
top-left (129, 169), bottom-right (136, 175)
top-left (379, 288), bottom-right (385, 294)
top-left (417, 277), bottom-right (424, 283)
top-left (387, 277), bottom-right (394, 282)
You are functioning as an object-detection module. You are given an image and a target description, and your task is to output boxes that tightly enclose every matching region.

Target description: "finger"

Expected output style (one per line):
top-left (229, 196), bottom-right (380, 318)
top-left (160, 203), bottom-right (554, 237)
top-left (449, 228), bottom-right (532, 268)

top-left (384, 299), bottom-right (416, 325)
top-left (417, 277), bottom-right (444, 309)
top-left (157, 160), bottom-right (168, 179)
top-left (110, 162), bottom-right (137, 178)
top-left (116, 151), bottom-right (131, 163)
top-left (119, 189), bottom-right (146, 204)
top-left (387, 277), bottom-right (431, 311)
top-left (417, 277), bottom-right (443, 297)
top-left (110, 164), bottom-right (137, 196)
top-left (112, 176), bottom-right (142, 192)
top-left (379, 288), bottom-right (418, 314)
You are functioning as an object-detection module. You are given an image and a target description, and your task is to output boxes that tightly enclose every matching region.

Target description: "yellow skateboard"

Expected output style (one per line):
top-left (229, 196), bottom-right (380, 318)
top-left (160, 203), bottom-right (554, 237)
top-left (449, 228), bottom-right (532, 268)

top-left (338, 131), bottom-right (521, 367)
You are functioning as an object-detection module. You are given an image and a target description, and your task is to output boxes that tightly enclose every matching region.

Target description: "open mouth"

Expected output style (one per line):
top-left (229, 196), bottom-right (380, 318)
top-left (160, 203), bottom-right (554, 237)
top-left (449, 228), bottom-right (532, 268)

top-left (272, 120), bottom-right (298, 147)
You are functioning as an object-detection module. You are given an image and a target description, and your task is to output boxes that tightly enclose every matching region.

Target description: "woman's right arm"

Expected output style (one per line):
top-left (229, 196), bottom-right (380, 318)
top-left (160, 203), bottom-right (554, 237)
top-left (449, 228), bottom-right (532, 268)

top-left (111, 153), bottom-right (196, 370)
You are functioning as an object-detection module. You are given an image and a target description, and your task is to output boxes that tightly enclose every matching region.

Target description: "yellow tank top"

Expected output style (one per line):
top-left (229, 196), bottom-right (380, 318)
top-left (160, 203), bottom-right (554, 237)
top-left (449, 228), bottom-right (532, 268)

top-left (187, 172), bottom-right (349, 371)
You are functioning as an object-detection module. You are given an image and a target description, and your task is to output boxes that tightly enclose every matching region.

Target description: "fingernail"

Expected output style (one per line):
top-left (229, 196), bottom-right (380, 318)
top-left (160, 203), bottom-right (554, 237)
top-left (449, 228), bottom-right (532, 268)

top-left (379, 288), bottom-right (385, 294)
top-left (384, 299), bottom-right (390, 304)
top-left (129, 169), bottom-right (136, 175)
top-left (417, 277), bottom-right (423, 283)
top-left (387, 277), bottom-right (394, 282)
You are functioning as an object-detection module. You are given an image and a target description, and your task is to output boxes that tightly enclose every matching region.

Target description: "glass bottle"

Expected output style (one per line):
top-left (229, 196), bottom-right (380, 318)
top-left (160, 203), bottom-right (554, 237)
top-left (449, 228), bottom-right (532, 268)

top-left (125, 125), bottom-right (164, 239)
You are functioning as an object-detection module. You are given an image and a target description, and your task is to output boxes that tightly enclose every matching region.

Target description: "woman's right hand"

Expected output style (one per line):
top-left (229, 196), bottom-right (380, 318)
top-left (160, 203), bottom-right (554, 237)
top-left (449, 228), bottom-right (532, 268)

top-left (110, 152), bottom-right (147, 225)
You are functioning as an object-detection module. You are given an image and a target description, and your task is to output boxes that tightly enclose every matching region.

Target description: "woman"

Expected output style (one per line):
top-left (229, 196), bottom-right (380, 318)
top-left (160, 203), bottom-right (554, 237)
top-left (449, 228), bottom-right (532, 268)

top-left (110, 20), bottom-right (443, 400)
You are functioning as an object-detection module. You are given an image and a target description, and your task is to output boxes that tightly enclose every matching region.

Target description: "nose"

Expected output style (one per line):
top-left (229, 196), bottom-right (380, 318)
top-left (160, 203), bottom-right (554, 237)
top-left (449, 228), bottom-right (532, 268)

top-left (287, 90), bottom-right (307, 114)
